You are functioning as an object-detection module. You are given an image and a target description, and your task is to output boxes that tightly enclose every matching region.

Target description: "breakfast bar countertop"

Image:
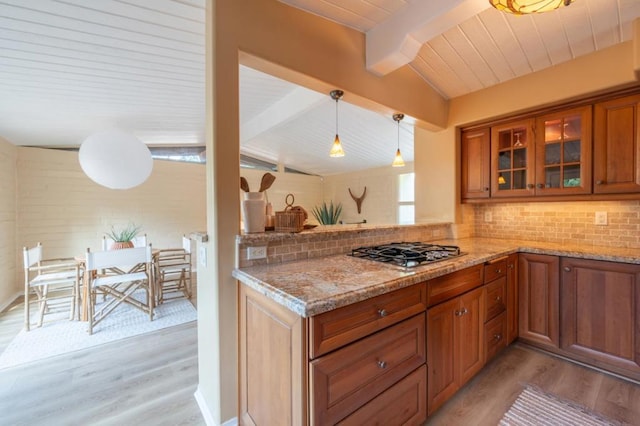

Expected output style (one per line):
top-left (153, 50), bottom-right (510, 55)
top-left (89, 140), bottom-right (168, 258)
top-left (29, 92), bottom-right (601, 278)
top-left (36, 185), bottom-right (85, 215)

top-left (232, 237), bottom-right (640, 318)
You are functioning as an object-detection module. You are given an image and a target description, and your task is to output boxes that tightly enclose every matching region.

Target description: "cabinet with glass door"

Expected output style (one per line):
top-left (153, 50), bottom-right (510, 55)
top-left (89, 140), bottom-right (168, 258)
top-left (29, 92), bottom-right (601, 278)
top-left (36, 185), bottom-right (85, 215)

top-left (534, 106), bottom-right (592, 195)
top-left (490, 119), bottom-right (535, 197)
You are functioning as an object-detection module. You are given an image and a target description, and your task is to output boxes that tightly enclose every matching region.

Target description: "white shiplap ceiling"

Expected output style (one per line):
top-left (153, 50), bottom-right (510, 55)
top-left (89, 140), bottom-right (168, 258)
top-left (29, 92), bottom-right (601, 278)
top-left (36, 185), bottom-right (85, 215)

top-left (0, 0), bottom-right (638, 176)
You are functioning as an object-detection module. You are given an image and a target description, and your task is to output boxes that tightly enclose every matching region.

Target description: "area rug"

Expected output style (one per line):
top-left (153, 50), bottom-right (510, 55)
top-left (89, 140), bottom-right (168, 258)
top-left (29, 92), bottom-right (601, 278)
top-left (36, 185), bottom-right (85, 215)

top-left (0, 294), bottom-right (197, 370)
top-left (500, 385), bottom-right (620, 426)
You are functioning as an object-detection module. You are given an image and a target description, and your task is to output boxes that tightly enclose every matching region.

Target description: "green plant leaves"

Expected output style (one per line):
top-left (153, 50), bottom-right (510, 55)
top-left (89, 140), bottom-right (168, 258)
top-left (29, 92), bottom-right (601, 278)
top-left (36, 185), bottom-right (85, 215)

top-left (106, 222), bottom-right (141, 242)
top-left (312, 201), bottom-right (342, 225)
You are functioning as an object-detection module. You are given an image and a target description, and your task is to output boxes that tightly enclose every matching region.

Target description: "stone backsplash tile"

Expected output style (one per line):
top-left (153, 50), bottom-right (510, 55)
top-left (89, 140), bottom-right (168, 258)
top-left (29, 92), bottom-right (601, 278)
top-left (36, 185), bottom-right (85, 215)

top-left (469, 200), bottom-right (640, 249)
top-left (238, 223), bottom-right (453, 267)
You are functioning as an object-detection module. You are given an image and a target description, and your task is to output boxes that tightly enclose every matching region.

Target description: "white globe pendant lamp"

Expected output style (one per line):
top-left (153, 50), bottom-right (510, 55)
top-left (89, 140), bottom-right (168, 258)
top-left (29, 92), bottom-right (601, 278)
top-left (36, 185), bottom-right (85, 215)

top-left (79, 129), bottom-right (153, 190)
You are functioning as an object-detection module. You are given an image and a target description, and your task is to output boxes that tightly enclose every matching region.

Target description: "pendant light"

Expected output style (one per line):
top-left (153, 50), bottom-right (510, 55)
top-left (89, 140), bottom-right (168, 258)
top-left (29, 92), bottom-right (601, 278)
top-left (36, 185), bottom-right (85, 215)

top-left (489, 0), bottom-right (573, 15)
top-left (329, 90), bottom-right (345, 157)
top-left (392, 113), bottom-right (405, 167)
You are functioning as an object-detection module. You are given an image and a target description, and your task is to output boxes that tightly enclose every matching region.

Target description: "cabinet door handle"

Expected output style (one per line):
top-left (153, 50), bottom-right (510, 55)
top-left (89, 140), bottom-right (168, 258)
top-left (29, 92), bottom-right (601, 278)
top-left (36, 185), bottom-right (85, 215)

top-left (484, 187), bottom-right (489, 192)
top-left (563, 266), bottom-right (571, 272)
top-left (378, 309), bottom-right (387, 317)
top-left (459, 308), bottom-right (468, 316)
top-left (496, 269), bottom-right (502, 274)
top-left (508, 264), bottom-right (514, 269)
top-left (596, 180), bottom-right (604, 185)
top-left (377, 360), bottom-right (387, 369)
top-left (495, 296), bottom-right (502, 302)
top-left (494, 334), bottom-right (502, 341)
top-left (527, 184), bottom-right (534, 189)
top-left (454, 309), bottom-right (462, 317)
top-left (536, 183), bottom-right (544, 189)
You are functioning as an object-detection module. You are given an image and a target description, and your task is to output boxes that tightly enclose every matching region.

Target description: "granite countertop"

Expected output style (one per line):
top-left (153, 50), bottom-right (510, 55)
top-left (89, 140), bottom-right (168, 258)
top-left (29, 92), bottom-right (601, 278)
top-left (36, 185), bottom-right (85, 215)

top-left (232, 237), bottom-right (640, 318)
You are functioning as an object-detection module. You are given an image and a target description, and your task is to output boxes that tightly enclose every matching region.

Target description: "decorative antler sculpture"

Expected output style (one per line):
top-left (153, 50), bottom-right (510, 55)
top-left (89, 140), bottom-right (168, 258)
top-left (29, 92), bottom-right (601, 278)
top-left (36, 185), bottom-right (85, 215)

top-left (348, 187), bottom-right (367, 214)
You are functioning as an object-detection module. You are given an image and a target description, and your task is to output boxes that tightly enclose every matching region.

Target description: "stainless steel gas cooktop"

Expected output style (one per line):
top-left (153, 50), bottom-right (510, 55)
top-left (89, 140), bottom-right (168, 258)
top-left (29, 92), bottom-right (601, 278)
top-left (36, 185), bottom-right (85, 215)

top-left (350, 242), bottom-right (463, 268)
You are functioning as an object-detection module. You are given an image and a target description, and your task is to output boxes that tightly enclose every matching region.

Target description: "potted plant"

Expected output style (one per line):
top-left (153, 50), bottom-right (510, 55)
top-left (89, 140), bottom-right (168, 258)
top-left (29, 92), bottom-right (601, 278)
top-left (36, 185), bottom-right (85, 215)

top-left (106, 223), bottom-right (141, 249)
top-left (311, 201), bottom-right (342, 225)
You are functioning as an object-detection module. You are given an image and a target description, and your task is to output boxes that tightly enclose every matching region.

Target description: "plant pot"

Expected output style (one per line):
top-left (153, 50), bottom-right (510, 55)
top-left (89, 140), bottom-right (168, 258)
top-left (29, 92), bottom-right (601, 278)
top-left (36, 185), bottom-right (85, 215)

top-left (111, 241), bottom-right (134, 250)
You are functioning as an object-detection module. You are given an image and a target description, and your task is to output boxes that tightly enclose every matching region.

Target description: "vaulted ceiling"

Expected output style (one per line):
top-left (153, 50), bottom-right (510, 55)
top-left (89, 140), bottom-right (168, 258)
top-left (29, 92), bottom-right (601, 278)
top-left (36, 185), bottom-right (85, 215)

top-left (0, 0), bottom-right (638, 176)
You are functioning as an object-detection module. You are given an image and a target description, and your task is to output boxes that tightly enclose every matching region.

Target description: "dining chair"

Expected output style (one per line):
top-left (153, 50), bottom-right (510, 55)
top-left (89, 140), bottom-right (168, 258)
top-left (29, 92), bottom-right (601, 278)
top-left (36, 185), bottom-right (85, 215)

top-left (155, 236), bottom-right (192, 304)
top-left (22, 243), bottom-right (81, 331)
top-left (84, 244), bottom-right (154, 335)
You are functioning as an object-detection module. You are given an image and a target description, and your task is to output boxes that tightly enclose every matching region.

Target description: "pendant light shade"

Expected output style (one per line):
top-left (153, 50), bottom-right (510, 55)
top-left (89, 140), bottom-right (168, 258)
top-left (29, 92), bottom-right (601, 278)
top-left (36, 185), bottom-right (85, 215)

top-left (329, 90), bottom-right (345, 157)
top-left (392, 113), bottom-right (405, 168)
top-left (79, 129), bottom-right (153, 189)
top-left (489, 0), bottom-right (573, 15)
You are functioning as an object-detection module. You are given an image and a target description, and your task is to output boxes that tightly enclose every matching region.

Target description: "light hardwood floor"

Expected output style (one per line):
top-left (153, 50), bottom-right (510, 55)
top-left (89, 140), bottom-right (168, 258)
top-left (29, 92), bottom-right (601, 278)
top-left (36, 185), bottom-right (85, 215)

top-left (2, 294), bottom-right (640, 425)
top-left (426, 343), bottom-right (640, 425)
top-left (0, 294), bottom-right (204, 426)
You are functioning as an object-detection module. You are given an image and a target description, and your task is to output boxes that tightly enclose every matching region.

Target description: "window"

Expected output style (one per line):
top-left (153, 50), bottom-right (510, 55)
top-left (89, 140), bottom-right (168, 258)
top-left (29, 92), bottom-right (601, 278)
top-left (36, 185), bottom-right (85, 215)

top-left (398, 173), bottom-right (415, 225)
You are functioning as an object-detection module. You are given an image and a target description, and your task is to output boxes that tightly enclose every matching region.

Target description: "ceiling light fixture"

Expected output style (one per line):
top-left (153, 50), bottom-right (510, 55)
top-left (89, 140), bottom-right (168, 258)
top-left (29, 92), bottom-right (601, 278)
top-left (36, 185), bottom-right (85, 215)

top-left (392, 113), bottom-right (405, 168)
top-left (329, 89), bottom-right (345, 157)
top-left (489, 0), bottom-right (573, 15)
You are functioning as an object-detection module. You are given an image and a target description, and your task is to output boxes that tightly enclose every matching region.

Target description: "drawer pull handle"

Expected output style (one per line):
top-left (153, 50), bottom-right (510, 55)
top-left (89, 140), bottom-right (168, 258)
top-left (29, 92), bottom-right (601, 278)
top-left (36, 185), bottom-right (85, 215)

top-left (508, 264), bottom-right (514, 269)
top-left (563, 267), bottom-right (571, 272)
top-left (496, 269), bottom-right (502, 274)
top-left (494, 334), bottom-right (502, 341)
top-left (495, 296), bottom-right (502, 302)
top-left (378, 309), bottom-right (387, 317)
top-left (377, 361), bottom-right (387, 369)
top-left (456, 308), bottom-right (468, 317)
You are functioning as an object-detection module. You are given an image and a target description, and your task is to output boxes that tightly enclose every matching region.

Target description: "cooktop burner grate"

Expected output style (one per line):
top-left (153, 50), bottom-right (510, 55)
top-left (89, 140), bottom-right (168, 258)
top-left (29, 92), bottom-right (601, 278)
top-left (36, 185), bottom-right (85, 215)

top-left (350, 242), bottom-right (463, 268)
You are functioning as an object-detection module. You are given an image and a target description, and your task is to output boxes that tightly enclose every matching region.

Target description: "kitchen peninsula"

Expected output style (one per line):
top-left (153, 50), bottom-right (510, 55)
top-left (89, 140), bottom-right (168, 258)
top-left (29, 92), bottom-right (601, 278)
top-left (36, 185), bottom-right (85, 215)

top-left (233, 224), bottom-right (640, 425)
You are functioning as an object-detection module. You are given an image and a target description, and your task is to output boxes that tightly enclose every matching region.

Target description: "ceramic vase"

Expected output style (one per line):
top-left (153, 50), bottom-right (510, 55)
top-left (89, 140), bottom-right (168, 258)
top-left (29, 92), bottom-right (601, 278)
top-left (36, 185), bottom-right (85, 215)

top-left (242, 192), bottom-right (266, 233)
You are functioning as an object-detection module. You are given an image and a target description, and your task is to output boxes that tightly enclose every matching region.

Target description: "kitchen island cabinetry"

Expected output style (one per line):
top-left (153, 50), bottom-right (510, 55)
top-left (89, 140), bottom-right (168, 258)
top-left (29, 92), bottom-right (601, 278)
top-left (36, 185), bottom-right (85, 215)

top-left (426, 266), bottom-right (484, 415)
top-left (593, 93), bottom-right (640, 194)
top-left (239, 283), bottom-right (428, 426)
top-left (560, 258), bottom-right (640, 380)
top-left (518, 253), bottom-right (560, 349)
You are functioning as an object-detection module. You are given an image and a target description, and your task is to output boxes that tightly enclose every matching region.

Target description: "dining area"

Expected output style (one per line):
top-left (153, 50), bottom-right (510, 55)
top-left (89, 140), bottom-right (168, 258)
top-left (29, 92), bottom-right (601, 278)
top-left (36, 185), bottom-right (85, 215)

top-left (0, 226), bottom-right (199, 371)
top-left (22, 227), bottom-right (195, 334)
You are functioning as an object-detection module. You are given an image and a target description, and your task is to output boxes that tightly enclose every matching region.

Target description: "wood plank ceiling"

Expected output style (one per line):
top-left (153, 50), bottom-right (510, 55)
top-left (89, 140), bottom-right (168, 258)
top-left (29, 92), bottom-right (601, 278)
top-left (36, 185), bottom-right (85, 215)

top-left (0, 0), bottom-right (638, 176)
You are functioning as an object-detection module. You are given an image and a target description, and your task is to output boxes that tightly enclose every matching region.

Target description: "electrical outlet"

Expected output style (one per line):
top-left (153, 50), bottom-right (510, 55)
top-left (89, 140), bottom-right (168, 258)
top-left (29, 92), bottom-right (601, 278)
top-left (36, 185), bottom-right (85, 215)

top-left (484, 211), bottom-right (493, 222)
top-left (199, 246), bottom-right (207, 266)
top-left (595, 211), bottom-right (608, 226)
top-left (248, 246), bottom-right (267, 260)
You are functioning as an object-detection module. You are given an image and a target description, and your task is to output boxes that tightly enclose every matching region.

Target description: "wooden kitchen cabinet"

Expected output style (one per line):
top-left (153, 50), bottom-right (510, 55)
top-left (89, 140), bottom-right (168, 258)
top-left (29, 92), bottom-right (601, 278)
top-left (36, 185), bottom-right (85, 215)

top-left (239, 285), bottom-right (307, 426)
top-left (461, 127), bottom-right (491, 199)
top-left (311, 314), bottom-right (426, 425)
top-left (560, 258), bottom-right (640, 380)
top-left (505, 254), bottom-right (518, 344)
top-left (490, 119), bottom-right (535, 198)
top-left (593, 93), bottom-right (640, 194)
top-left (239, 283), bottom-right (428, 426)
top-left (534, 106), bottom-right (592, 195)
top-left (427, 286), bottom-right (484, 415)
top-left (483, 257), bottom-right (508, 363)
top-left (518, 253), bottom-right (560, 349)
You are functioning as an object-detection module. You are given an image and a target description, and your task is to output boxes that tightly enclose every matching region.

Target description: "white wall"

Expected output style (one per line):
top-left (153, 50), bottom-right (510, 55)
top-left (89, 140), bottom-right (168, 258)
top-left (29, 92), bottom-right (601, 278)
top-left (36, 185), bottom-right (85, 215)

top-left (323, 163), bottom-right (415, 225)
top-left (0, 138), bottom-right (17, 310)
top-left (4, 147), bottom-right (207, 304)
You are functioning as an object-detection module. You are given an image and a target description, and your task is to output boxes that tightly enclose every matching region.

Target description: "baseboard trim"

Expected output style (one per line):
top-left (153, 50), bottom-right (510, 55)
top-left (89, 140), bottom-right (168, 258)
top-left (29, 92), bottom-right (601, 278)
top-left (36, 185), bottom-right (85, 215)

top-left (194, 386), bottom-right (217, 426)
top-left (0, 292), bottom-right (21, 314)
top-left (193, 387), bottom-right (238, 426)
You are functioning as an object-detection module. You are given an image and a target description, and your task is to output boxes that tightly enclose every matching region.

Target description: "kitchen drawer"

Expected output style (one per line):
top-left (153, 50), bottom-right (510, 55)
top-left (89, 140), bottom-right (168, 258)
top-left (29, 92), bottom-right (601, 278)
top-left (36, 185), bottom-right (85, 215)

top-left (310, 314), bottom-right (426, 425)
top-left (484, 276), bottom-right (506, 322)
top-left (484, 257), bottom-right (507, 283)
top-left (426, 264), bottom-right (483, 307)
top-left (337, 365), bottom-right (427, 426)
top-left (485, 311), bottom-right (507, 362)
top-left (309, 284), bottom-right (426, 358)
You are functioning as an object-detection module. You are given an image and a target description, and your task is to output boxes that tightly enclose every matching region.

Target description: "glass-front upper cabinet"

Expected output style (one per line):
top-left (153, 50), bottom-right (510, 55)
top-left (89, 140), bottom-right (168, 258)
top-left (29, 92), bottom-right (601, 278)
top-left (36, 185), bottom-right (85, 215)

top-left (491, 119), bottom-right (535, 197)
top-left (534, 106), bottom-right (592, 195)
